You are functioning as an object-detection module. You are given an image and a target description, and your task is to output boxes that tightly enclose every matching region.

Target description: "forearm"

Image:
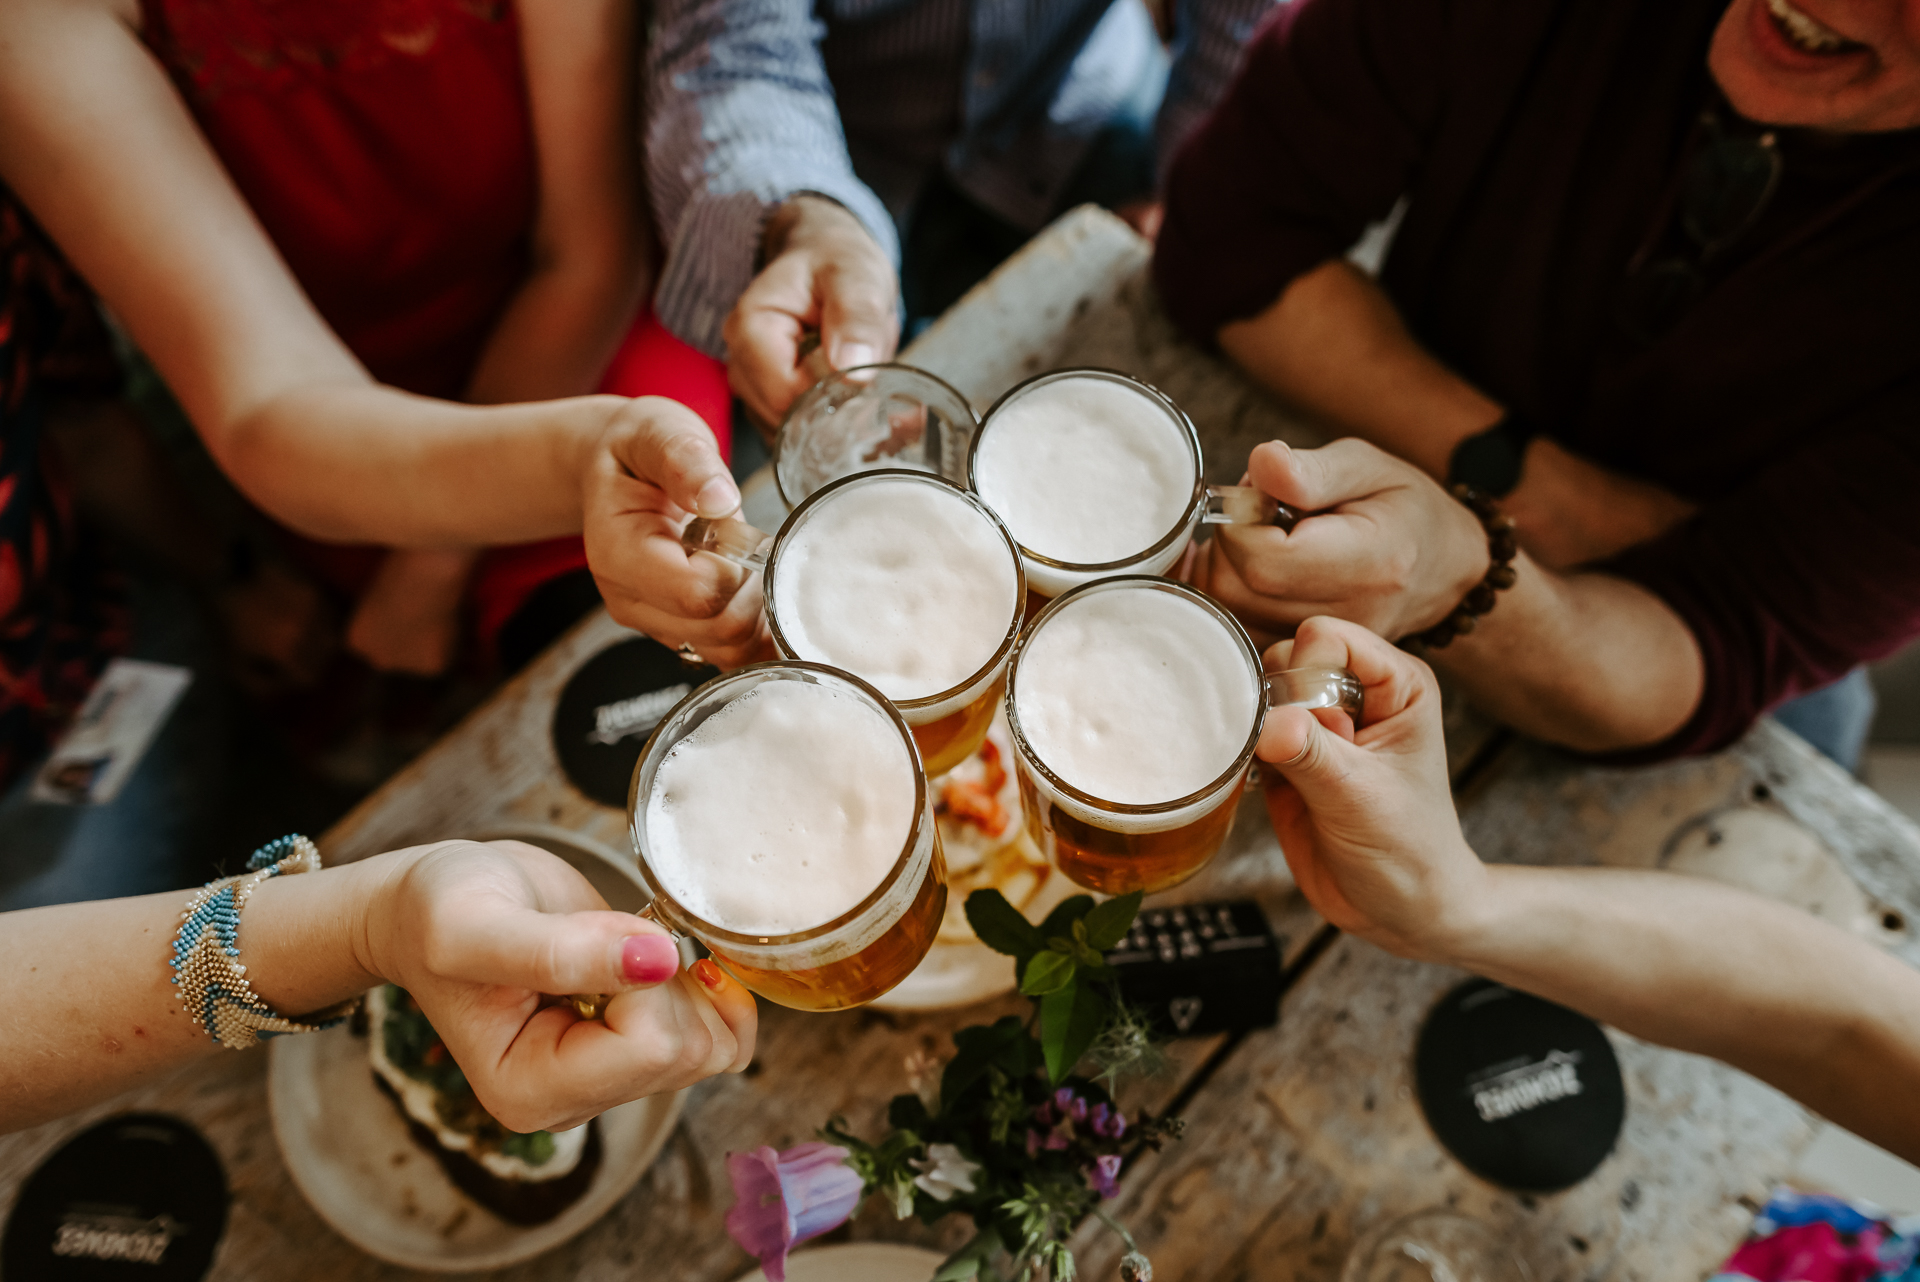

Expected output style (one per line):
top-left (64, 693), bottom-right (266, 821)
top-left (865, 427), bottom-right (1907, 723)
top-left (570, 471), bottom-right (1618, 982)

top-left (1219, 259), bottom-right (1501, 477)
top-left (216, 386), bottom-right (621, 548)
top-left (1437, 864), bottom-right (1920, 1163)
top-left (0, 856), bottom-right (398, 1135)
top-left (464, 255), bottom-right (650, 406)
top-left (1430, 553), bottom-right (1704, 752)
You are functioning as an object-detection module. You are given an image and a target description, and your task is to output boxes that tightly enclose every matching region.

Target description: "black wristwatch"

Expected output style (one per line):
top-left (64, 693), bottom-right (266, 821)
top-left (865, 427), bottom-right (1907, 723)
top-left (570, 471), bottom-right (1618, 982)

top-left (1446, 412), bottom-right (1538, 499)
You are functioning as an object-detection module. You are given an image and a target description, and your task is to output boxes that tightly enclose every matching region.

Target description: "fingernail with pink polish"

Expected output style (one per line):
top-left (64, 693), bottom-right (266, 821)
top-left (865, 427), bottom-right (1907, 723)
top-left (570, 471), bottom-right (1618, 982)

top-left (621, 934), bottom-right (680, 985)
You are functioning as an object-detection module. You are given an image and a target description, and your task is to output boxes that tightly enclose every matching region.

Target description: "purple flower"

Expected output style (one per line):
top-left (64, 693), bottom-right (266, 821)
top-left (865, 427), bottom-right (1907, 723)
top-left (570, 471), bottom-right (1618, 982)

top-left (725, 1143), bottom-right (864, 1282)
top-left (1089, 1153), bottom-right (1123, 1199)
top-left (1054, 1087), bottom-right (1089, 1124)
top-left (1043, 1128), bottom-right (1070, 1151)
top-left (1032, 1099), bottom-right (1056, 1127)
top-left (1090, 1103), bottom-right (1127, 1139)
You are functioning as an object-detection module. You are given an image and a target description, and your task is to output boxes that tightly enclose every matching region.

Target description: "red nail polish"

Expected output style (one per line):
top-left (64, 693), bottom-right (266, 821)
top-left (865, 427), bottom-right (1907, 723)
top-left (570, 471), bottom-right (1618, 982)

top-left (691, 958), bottom-right (725, 991)
top-left (621, 934), bottom-right (680, 985)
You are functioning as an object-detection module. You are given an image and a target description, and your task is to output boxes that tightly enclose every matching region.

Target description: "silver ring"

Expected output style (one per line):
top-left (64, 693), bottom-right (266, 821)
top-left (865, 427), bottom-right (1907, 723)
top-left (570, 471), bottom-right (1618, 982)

top-left (675, 642), bottom-right (705, 665)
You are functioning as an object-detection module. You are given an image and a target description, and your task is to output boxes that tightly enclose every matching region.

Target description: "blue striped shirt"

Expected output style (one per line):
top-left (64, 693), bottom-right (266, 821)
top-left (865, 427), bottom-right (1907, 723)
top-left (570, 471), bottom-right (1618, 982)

top-left (645, 0), bottom-right (1280, 358)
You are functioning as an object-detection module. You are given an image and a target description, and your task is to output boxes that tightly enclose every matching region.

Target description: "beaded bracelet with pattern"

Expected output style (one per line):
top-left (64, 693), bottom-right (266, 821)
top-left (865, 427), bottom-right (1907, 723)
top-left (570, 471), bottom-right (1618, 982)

top-left (1410, 484), bottom-right (1520, 650)
top-left (171, 834), bottom-right (359, 1050)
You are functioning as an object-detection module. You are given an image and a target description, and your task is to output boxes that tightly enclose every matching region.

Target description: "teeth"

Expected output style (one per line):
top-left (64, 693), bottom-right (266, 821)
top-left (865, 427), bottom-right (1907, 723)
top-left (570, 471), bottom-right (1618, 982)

top-left (1765, 0), bottom-right (1854, 51)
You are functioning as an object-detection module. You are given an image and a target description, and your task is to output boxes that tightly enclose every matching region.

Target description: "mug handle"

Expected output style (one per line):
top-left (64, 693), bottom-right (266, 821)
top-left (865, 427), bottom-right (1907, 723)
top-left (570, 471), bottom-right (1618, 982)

top-left (1266, 666), bottom-right (1364, 720)
top-left (683, 514), bottom-right (774, 569)
top-left (1204, 485), bottom-right (1302, 532)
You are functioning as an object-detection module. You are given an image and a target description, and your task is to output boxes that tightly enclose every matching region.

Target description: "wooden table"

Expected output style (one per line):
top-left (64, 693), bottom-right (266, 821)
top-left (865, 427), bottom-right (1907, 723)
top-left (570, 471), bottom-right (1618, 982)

top-left (7, 208), bottom-right (1919, 1281)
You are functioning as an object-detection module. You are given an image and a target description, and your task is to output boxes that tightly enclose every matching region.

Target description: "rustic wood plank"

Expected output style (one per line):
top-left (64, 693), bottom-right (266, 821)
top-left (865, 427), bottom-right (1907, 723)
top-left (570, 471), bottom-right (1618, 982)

top-left (1069, 937), bottom-right (1813, 1282)
top-left (1070, 716), bottom-right (1920, 1281)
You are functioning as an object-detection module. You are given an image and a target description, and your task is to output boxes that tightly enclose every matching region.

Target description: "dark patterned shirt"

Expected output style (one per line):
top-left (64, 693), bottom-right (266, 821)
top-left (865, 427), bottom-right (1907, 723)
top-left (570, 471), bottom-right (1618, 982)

top-left (0, 188), bottom-right (130, 788)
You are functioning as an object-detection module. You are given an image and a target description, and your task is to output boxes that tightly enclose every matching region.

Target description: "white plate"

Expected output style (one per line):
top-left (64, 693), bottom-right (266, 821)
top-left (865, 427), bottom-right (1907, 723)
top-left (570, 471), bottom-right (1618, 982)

top-left (870, 939), bottom-right (1019, 1012)
top-left (269, 824), bottom-right (683, 1271)
top-left (270, 1023), bottom-right (682, 1271)
top-left (732, 1242), bottom-right (950, 1282)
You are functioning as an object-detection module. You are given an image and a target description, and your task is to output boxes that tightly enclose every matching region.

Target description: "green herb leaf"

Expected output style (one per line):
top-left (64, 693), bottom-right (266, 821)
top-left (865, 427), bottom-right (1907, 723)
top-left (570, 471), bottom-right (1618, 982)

top-left (1041, 981), bottom-right (1110, 1084)
top-left (966, 889), bottom-right (1044, 959)
top-left (1082, 891), bottom-right (1144, 950)
top-left (1019, 950), bottom-right (1076, 997)
top-left (1038, 895), bottom-right (1097, 940)
top-left (942, 1015), bottom-right (1031, 1110)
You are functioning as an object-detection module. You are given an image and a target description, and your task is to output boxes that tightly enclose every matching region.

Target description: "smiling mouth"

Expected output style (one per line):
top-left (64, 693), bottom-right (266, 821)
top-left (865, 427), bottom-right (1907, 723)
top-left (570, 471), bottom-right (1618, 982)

top-left (1763, 0), bottom-right (1867, 54)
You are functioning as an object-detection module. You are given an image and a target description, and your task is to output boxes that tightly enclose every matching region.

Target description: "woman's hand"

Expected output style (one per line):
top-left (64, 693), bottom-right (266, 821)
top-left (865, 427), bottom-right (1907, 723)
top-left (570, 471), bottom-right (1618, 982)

top-left (1195, 440), bottom-right (1488, 642)
top-left (361, 839), bottom-right (758, 1134)
top-left (1255, 617), bottom-right (1487, 959)
top-left (581, 397), bottom-right (774, 669)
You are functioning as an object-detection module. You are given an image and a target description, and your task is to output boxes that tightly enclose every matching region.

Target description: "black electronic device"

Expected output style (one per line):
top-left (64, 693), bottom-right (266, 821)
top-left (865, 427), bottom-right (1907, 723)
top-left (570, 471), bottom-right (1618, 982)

top-left (2, 1113), bottom-right (227, 1281)
top-left (1102, 900), bottom-right (1284, 1038)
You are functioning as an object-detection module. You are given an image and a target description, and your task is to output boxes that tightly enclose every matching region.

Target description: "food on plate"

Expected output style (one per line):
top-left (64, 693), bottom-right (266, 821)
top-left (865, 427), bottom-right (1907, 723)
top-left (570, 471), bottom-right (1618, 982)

top-left (365, 985), bottom-right (602, 1226)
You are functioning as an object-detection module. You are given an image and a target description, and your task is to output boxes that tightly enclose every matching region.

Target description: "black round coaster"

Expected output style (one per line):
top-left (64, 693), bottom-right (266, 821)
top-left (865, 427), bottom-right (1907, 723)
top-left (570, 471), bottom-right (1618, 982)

top-left (551, 637), bottom-right (717, 809)
top-left (2, 1113), bottom-right (227, 1281)
top-left (1414, 979), bottom-right (1626, 1193)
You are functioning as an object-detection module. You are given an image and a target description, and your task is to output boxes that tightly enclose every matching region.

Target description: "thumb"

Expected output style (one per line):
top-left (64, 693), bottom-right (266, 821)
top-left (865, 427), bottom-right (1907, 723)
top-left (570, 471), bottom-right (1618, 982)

top-left (1256, 704), bottom-right (1360, 807)
top-left (619, 397), bottom-right (739, 519)
top-left (1247, 438), bottom-right (1402, 512)
top-left (435, 907), bottom-right (683, 995)
top-left (820, 264), bottom-right (899, 372)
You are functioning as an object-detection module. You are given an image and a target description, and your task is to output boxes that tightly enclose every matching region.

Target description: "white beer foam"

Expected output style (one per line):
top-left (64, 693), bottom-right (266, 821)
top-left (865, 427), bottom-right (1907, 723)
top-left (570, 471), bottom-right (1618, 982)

top-left (645, 681), bottom-right (914, 935)
top-left (1015, 587), bottom-right (1257, 807)
top-left (773, 477), bottom-right (1018, 702)
top-left (976, 376), bottom-right (1196, 565)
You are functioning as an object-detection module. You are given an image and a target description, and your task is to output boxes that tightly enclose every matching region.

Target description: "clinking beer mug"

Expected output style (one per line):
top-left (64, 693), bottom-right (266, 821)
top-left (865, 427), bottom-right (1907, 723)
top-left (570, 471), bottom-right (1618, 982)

top-left (970, 367), bottom-right (1297, 600)
top-left (1005, 576), bottom-right (1363, 896)
top-left (772, 362), bottom-right (979, 508)
top-left (684, 469), bottom-right (1026, 777)
top-left (628, 662), bottom-right (948, 1011)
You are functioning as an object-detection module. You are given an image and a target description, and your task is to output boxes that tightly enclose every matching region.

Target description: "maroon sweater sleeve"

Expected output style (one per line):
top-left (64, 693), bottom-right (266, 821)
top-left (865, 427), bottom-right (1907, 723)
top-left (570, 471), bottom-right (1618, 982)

top-left (1607, 387), bottom-right (1920, 760)
top-left (1153, 0), bottom-right (1449, 341)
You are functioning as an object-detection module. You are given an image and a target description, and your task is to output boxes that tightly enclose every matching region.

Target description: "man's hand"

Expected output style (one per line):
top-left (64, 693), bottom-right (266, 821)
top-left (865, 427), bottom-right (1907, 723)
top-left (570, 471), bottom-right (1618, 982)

top-left (723, 195), bottom-right (899, 431)
top-left (364, 840), bottom-right (758, 1134)
top-left (1254, 618), bottom-right (1486, 959)
top-left (1194, 439), bottom-right (1488, 642)
top-left (582, 397), bottom-right (773, 668)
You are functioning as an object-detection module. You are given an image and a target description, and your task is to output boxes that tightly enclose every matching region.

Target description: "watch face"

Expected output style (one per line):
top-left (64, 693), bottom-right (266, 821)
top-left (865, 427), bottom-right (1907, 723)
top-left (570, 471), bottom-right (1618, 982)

top-left (1449, 430), bottom-right (1527, 498)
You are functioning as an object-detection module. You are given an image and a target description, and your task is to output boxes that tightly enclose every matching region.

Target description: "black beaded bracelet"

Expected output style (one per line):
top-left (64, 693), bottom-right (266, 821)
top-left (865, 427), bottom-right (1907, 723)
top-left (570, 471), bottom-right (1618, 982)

top-left (1410, 485), bottom-right (1519, 650)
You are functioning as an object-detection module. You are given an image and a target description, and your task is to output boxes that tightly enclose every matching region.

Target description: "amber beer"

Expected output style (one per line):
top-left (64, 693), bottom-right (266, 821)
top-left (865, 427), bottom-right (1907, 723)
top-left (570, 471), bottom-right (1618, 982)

top-left (628, 663), bottom-right (948, 1011)
top-left (766, 470), bottom-right (1025, 777)
top-left (1007, 578), bottom-right (1363, 896)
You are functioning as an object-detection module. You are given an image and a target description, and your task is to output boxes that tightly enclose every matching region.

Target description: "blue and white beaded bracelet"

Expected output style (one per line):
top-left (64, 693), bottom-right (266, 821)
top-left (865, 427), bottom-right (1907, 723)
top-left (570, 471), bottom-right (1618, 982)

top-left (171, 834), bottom-right (359, 1050)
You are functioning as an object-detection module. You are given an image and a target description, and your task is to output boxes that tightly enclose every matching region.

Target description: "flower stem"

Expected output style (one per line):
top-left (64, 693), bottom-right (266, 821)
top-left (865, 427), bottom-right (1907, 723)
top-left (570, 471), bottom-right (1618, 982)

top-left (1092, 1207), bottom-right (1139, 1252)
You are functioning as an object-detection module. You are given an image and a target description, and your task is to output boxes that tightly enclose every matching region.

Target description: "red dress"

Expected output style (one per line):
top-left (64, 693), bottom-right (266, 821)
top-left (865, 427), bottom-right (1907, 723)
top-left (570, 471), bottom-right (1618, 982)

top-left (138, 0), bottom-right (731, 650)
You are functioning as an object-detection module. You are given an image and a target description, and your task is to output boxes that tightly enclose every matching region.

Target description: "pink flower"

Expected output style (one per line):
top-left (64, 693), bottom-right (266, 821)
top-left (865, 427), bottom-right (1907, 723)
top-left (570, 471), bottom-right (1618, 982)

top-left (725, 1143), bottom-right (864, 1282)
top-left (1089, 1153), bottom-right (1123, 1199)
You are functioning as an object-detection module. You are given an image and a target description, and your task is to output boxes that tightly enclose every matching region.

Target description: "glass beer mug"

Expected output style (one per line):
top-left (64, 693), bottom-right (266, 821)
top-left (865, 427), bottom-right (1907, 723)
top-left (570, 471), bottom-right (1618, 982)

top-left (628, 662), bottom-right (947, 1011)
top-left (684, 469), bottom-right (1026, 777)
top-left (773, 363), bottom-right (979, 508)
top-left (1005, 577), bottom-right (1363, 896)
top-left (969, 368), bottom-right (1300, 604)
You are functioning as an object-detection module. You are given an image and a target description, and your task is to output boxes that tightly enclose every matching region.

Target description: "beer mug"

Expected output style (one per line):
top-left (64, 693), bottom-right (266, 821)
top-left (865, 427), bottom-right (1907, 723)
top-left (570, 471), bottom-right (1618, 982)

top-left (1005, 576), bottom-right (1362, 896)
top-left (628, 662), bottom-right (948, 1011)
top-left (685, 470), bottom-right (1026, 776)
top-left (969, 368), bottom-right (1298, 599)
top-left (774, 363), bottom-right (979, 508)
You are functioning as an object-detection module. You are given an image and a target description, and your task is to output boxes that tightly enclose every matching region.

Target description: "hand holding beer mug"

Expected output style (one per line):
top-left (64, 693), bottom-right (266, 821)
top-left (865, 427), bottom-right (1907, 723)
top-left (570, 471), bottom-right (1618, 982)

top-left (969, 369), bottom-right (1301, 604)
top-left (685, 471), bottom-right (1027, 776)
top-left (629, 663), bottom-right (948, 1010)
top-left (1006, 578), bottom-right (1362, 896)
top-left (773, 363), bottom-right (979, 507)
